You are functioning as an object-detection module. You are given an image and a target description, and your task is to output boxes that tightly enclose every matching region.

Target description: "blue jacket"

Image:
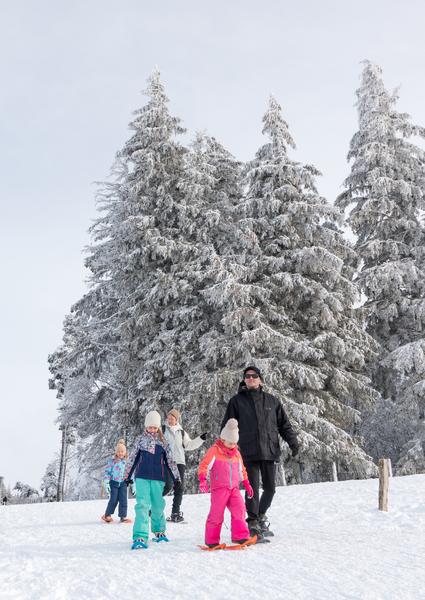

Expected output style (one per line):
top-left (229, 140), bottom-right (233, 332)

top-left (103, 457), bottom-right (127, 483)
top-left (124, 431), bottom-right (180, 483)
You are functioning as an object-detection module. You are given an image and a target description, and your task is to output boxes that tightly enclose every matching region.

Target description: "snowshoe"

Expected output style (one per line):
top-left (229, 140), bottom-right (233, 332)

top-left (131, 538), bottom-right (148, 550)
top-left (152, 532), bottom-right (169, 543)
top-left (198, 543), bottom-right (226, 551)
top-left (252, 535), bottom-right (270, 544)
top-left (225, 535), bottom-right (258, 550)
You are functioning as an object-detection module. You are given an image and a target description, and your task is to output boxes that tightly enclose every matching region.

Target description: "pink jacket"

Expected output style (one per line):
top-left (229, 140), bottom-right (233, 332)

top-left (198, 439), bottom-right (248, 490)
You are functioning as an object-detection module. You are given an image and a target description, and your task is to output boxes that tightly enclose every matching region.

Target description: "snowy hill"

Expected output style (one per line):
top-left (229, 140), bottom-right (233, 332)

top-left (1, 475), bottom-right (425, 600)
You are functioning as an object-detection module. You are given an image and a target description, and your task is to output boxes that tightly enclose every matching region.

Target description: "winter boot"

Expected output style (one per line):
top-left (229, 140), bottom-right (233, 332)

top-left (168, 511), bottom-right (185, 523)
top-left (152, 532), bottom-right (169, 542)
top-left (258, 513), bottom-right (274, 537)
top-left (247, 518), bottom-right (270, 543)
top-left (247, 518), bottom-right (261, 536)
top-left (206, 542), bottom-right (222, 548)
top-left (131, 538), bottom-right (148, 550)
top-left (101, 515), bottom-right (113, 523)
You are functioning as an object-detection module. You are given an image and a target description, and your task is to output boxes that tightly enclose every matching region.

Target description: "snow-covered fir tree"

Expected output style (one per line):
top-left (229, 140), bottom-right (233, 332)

top-left (40, 457), bottom-right (59, 501)
top-left (212, 95), bottom-right (380, 482)
top-left (336, 61), bottom-right (425, 472)
top-left (0, 476), bottom-right (7, 500)
top-left (102, 70), bottom-right (189, 429)
top-left (50, 71), bottom-right (191, 488)
top-left (154, 132), bottom-right (246, 486)
top-left (12, 482), bottom-right (40, 501)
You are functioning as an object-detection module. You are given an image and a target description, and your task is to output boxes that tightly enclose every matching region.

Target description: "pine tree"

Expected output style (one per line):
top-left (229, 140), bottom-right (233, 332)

top-left (215, 95), bottom-right (380, 482)
top-left (336, 61), bottom-right (425, 472)
top-left (107, 70), bottom-right (188, 423)
top-left (50, 71), bottom-right (189, 482)
top-left (41, 457), bottom-right (59, 501)
top-left (154, 132), bottom-right (246, 486)
top-left (12, 482), bottom-right (40, 501)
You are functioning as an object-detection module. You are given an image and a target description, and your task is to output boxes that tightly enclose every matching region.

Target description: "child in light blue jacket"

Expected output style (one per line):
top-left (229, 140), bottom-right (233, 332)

top-left (101, 439), bottom-right (131, 523)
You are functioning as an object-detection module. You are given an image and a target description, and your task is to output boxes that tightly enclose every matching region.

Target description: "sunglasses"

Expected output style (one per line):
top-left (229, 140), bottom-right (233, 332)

top-left (244, 373), bottom-right (259, 379)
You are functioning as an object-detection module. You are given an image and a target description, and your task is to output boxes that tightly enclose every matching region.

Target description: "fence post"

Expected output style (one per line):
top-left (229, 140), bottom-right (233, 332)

top-left (298, 461), bottom-right (304, 484)
top-left (378, 458), bottom-right (390, 512)
top-left (331, 462), bottom-right (338, 482)
top-left (281, 464), bottom-right (287, 487)
top-left (56, 424), bottom-right (67, 502)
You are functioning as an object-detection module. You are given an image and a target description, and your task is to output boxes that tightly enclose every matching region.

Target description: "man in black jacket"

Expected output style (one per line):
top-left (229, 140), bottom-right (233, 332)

top-left (221, 365), bottom-right (299, 537)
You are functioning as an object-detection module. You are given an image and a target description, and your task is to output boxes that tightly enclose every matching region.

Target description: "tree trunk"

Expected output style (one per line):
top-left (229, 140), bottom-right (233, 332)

top-left (57, 425), bottom-right (67, 502)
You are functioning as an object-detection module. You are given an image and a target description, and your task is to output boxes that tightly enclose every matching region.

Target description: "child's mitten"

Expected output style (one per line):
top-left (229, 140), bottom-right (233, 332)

top-left (199, 477), bottom-right (209, 493)
top-left (242, 479), bottom-right (253, 499)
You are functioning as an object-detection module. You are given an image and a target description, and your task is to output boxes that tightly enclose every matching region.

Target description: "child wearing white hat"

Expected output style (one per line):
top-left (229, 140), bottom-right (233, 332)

top-left (123, 410), bottom-right (181, 550)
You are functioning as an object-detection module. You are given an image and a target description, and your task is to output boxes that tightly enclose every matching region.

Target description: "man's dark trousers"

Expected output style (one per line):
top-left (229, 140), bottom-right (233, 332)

top-left (245, 460), bottom-right (276, 520)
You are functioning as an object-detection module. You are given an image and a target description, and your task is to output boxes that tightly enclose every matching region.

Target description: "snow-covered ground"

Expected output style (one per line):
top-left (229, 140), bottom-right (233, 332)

top-left (1, 475), bottom-right (424, 600)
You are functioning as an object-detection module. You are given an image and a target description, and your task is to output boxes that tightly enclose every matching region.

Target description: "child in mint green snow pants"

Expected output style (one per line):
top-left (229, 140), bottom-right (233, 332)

top-left (123, 410), bottom-right (181, 549)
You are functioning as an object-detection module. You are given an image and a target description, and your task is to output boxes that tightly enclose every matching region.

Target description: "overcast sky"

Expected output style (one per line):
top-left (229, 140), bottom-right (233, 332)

top-left (1, 0), bottom-right (424, 489)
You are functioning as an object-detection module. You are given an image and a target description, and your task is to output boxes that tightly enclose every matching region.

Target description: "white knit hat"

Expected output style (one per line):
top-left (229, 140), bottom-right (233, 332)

top-left (220, 418), bottom-right (239, 444)
top-left (145, 410), bottom-right (161, 428)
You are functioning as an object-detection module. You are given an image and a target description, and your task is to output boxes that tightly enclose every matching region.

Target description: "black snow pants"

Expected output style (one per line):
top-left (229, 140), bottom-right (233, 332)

top-left (244, 460), bottom-right (276, 521)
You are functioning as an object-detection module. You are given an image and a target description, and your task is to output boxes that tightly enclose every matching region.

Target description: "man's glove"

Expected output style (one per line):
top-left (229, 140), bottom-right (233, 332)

top-left (199, 432), bottom-right (208, 441)
top-left (199, 477), bottom-right (209, 494)
top-left (242, 479), bottom-right (254, 499)
top-left (174, 479), bottom-right (183, 491)
top-left (124, 478), bottom-right (133, 486)
top-left (103, 481), bottom-right (111, 496)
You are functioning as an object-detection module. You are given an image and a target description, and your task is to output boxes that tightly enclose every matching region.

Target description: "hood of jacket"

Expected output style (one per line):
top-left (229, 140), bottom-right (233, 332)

top-left (165, 422), bottom-right (184, 433)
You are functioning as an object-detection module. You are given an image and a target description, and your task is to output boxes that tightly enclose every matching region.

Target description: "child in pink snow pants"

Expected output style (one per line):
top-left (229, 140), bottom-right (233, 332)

top-left (198, 418), bottom-right (254, 547)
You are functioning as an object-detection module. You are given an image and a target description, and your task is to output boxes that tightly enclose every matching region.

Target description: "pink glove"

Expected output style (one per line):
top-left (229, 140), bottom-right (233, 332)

top-left (199, 477), bottom-right (209, 493)
top-left (242, 480), bottom-right (253, 499)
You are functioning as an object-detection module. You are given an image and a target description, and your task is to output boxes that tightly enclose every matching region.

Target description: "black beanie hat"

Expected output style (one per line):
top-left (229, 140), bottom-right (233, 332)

top-left (243, 365), bottom-right (263, 380)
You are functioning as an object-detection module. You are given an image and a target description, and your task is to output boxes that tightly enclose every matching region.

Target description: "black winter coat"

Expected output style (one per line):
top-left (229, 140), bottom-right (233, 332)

top-left (221, 384), bottom-right (299, 462)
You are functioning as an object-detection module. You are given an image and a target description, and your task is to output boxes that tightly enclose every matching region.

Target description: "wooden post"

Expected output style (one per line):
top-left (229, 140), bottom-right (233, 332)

top-left (298, 461), bottom-right (304, 484)
top-left (281, 464), bottom-right (287, 487)
top-left (56, 424), bottom-right (68, 502)
top-left (378, 458), bottom-right (390, 512)
top-left (332, 462), bottom-right (338, 482)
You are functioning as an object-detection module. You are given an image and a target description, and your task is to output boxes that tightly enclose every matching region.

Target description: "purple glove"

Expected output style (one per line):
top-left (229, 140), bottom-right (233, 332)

top-left (199, 477), bottom-right (209, 493)
top-left (242, 479), bottom-right (253, 499)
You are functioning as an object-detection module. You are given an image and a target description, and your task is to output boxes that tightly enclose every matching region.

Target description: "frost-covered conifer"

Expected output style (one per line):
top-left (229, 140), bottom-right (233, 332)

top-left (50, 71), bottom-right (189, 483)
top-left (40, 458), bottom-right (59, 501)
top-left (168, 134), bottom-right (243, 452)
top-left (337, 62), bottom-right (425, 472)
top-left (219, 96), bottom-right (380, 481)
